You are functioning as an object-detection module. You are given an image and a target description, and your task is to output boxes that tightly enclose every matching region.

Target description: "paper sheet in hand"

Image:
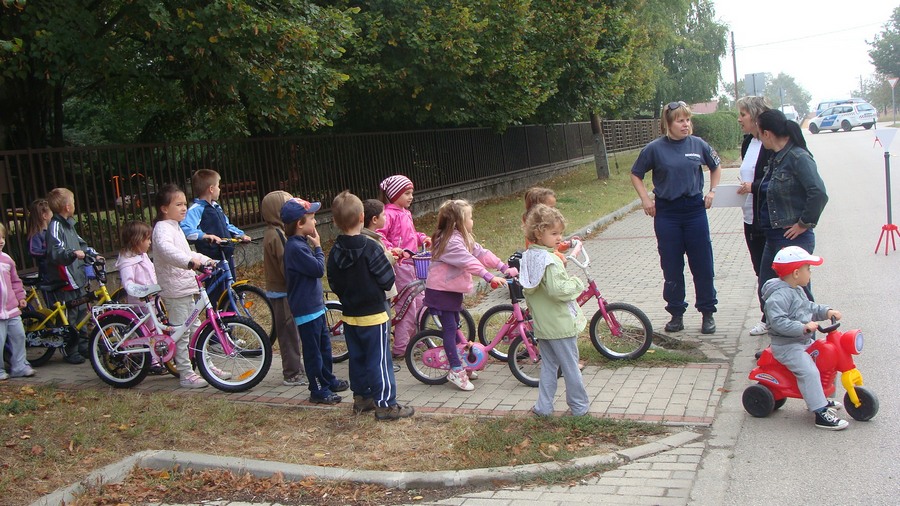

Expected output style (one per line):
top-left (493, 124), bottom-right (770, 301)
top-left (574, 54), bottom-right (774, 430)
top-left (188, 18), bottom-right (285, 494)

top-left (711, 184), bottom-right (747, 208)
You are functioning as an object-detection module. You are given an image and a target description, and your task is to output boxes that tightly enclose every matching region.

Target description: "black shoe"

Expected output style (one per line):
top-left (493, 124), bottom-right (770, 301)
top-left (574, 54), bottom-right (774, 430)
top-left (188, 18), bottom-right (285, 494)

top-left (332, 379), bottom-right (350, 392)
top-left (814, 408), bottom-right (849, 430)
top-left (701, 313), bottom-right (716, 334)
top-left (310, 393), bottom-right (343, 405)
top-left (393, 363), bottom-right (401, 373)
top-left (63, 352), bottom-right (85, 364)
top-left (664, 315), bottom-right (684, 332)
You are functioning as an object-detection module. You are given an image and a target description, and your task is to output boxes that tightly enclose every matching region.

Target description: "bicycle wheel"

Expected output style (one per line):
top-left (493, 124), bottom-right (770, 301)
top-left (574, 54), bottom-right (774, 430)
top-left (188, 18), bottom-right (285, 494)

top-left (476, 304), bottom-right (529, 362)
top-left (405, 329), bottom-right (449, 385)
top-left (589, 302), bottom-right (653, 360)
top-left (418, 308), bottom-right (476, 341)
top-left (225, 284), bottom-right (275, 341)
top-left (325, 300), bottom-right (348, 362)
top-left (21, 310), bottom-right (59, 367)
top-left (195, 316), bottom-right (272, 393)
top-left (508, 333), bottom-right (540, 387)
top-left (89, 314), bottom-right (150, 388)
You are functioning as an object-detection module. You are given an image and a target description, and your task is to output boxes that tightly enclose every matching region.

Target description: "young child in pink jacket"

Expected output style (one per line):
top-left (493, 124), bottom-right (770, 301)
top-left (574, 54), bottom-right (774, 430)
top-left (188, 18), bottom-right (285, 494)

top-left (376, 175), bottom-right (431, 359)
top-left (0, 223), bottom-right (34, 380)
top-left (115, 221), bottom-right (158, 304)
top-left (423, 200), bottom-right (515, 391)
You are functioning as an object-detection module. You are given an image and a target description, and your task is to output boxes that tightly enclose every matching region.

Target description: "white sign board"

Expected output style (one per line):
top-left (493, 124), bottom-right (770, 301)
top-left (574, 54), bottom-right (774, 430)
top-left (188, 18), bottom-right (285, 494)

top-left (875, 128), bottom-right (899, 152)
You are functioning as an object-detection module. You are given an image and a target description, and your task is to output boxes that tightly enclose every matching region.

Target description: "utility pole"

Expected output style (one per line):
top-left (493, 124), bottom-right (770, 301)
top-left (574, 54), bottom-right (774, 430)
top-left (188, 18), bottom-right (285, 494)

top-left (731, 32), bottom-right (739, 103)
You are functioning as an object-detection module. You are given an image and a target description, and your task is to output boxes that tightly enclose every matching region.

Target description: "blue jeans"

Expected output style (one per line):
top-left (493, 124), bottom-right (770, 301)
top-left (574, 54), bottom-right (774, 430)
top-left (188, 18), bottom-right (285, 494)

top-left (297, 315), bottom-right (339, 397)
top-left (758, 227), bottom-right (815, 307)
top-left (654, 196), bottom-right (717, 316)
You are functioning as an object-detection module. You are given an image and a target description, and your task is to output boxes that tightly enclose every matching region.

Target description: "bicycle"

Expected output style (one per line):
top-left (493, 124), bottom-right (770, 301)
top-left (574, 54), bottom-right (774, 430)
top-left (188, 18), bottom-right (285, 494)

top-left (325, 252), bottom-right (476, 362)
top-left (17, 255), bottom-right (115, 366)
top-left (477, 240), bottom-right (653, 361)
top-left (89, 263), bottom-right (272, 392)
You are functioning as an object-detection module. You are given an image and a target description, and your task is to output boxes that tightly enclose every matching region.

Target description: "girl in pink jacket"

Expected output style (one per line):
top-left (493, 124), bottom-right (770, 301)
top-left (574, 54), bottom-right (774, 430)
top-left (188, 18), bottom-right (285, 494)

top-left (115, 221), bottom-right (158, 304)
top-left (377, 175), bottom-right (431, 358)
top-left (423, 200), bottom-right (515, 391)
top-left (0, 223), bottom-right (33, 379)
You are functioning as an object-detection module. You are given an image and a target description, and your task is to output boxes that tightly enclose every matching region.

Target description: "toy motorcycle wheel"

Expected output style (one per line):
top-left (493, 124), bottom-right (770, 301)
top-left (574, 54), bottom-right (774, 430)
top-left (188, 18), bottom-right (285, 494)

top-left (843, 386), bottom-right (879, 421)
top-left (742, 384), bottom-right (775, 418)
top-left (773, 398), bottom-right (787, 411)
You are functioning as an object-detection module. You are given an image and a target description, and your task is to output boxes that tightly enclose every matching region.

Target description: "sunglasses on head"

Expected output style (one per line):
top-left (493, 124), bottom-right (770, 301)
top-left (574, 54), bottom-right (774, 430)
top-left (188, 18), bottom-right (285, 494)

top-left (666, 101), bottom-right (687, 111)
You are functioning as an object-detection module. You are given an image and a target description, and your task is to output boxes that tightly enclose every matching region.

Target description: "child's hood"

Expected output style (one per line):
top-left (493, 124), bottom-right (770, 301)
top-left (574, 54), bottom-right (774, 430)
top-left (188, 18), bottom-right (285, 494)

top-left (261, 191), bottom-right (293, 227)
top-left (760, 278), bottom-right (791, 302)
top-left (330, 235), bottom-right (368, 270)
top-left (519, 246), bottom-right (556, 289)
top-left (115, 252), bottom-right (144, 269)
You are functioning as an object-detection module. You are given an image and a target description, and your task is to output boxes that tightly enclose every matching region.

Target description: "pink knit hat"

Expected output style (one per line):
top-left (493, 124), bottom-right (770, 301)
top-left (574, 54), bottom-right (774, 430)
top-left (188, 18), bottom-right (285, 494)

top-left (380, 175), bottom-right (414, 203)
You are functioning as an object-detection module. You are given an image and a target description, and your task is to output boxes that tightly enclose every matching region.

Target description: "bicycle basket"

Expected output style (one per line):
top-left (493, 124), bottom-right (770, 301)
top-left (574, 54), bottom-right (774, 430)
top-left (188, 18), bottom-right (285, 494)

top-left (412, 252), bottom-right (431, 280)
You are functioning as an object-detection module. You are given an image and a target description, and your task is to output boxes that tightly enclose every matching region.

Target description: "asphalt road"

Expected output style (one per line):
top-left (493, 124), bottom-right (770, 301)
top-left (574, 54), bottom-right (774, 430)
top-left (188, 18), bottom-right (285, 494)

top-left (694, 124), bottom-right (900, 504)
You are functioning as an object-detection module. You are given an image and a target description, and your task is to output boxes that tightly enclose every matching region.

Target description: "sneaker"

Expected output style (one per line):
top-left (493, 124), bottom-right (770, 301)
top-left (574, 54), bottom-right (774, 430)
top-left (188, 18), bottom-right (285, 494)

top-left (282, 375), bottom-right (308, 387)
top-left (208, 364), bottom-right (232, 380)
top-left (701, 313), bottom-right (716, 334)
top-left (10, 366), bottom-right (35, 378)
top-left (179, 372), bottom-right (209, 389)
top-left (332, 379), bottom-right (350, 392)
top-left (310, 392), bottom-right (342, 405)
top-left (447, 368), bottom-right (474, 391)
top-left (749, 321), bottom-right (769, 336)
top-left (468, 370), bottom-right (479, 380)
top-left (375, 404), bottom-right (415, 421)
top-left (814, 408), bottom-right (849, 430)
top-left (63, 352), bottom-right (86, 365)
top-left (352, 395), bottom-right (376, 414)
top-left (0, 370), bottom-right (8, 381)
top-left (664, 315), bottom-right (684, 332)
top-left (393, 362), bottom-right (401, 373)
top-left (826, 399), bottom-right (844, 411)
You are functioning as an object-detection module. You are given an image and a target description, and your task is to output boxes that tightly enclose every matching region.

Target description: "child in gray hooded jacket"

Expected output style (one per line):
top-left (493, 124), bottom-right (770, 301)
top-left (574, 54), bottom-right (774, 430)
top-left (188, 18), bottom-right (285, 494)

top-left (761, 246), bottom-right (847, 430)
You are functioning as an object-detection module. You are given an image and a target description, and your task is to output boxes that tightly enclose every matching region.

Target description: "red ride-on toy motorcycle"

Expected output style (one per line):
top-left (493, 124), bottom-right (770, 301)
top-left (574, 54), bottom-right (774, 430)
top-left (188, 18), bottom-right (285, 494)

top-left (742, 319), bottom-right (879, 422)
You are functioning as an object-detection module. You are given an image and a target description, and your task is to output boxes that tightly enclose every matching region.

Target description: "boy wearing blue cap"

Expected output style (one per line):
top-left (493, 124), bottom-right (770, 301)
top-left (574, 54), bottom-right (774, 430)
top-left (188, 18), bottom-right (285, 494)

top-left (282, 198), bottom-right (349, 404)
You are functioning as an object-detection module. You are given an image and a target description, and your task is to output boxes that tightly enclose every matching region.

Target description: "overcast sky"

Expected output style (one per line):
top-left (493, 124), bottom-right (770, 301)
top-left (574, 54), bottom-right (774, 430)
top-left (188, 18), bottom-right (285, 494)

top-left (712, 0), bottom-right (898, 108)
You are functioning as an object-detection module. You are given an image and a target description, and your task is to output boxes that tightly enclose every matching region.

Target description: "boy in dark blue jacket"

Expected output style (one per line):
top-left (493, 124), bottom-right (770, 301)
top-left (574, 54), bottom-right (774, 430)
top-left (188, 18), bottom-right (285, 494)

top-left (282, 198), bottom-right (348, 404)
top-left (327, 191), bottom-right (413, 421)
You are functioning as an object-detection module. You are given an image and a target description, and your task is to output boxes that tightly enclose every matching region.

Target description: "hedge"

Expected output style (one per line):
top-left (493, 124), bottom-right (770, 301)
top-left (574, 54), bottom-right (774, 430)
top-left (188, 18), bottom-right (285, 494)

top-left (691, 111), bottom-right (742, 152)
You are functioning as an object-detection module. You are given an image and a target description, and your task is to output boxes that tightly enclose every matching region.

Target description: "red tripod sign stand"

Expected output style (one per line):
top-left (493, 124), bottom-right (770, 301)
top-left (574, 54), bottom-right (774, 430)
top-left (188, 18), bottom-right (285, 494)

top-left (875, 148), bottom-right (900, 255)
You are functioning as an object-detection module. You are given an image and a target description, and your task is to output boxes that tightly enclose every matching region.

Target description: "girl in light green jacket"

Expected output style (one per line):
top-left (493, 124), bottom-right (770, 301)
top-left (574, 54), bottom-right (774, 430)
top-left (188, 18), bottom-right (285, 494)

top-left (519, 204), bottom-right (589, 416)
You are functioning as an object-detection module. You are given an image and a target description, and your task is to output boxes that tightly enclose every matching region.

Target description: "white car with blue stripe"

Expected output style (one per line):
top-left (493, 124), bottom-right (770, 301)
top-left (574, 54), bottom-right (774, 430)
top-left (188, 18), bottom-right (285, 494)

top-left (808, 102), bottom-right (878, 134)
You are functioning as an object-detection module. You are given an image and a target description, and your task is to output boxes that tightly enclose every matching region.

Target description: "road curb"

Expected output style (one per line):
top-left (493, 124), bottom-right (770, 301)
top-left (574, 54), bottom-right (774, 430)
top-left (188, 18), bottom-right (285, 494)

top-left (32, 431), bottom-right (703, 505)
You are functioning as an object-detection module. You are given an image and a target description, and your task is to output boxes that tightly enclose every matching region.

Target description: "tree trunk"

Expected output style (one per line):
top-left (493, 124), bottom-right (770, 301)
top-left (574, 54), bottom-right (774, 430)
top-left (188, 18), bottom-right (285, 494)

top-left (590, 111), bottom-right (610, 180)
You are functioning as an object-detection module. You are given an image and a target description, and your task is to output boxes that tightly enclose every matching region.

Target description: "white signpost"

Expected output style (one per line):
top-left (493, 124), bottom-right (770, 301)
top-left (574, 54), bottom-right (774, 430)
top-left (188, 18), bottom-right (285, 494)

top-left (874, 127), bottom-right (899, 255)
top-left (889, 77), bottom-right (898, 125)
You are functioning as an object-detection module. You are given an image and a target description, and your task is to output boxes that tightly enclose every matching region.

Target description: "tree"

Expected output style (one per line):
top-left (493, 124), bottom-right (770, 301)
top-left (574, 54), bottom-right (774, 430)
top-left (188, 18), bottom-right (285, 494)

top-left (765, 73), bottom-right (812, 117)
top-left (852, 73), bottom-right (894, 115)
top-left (869, 6), bottom-right (900, 79)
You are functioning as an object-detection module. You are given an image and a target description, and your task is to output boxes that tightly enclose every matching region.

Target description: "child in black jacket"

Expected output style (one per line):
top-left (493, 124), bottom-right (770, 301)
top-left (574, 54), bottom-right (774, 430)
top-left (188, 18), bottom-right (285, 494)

top-left (327, 191), bottom-right (414, 421)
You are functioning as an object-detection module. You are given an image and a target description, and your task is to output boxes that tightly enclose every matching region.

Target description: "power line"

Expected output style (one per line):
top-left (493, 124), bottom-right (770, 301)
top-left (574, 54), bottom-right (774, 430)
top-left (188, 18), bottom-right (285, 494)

top-left (735, 22), bottom-right (882, 50)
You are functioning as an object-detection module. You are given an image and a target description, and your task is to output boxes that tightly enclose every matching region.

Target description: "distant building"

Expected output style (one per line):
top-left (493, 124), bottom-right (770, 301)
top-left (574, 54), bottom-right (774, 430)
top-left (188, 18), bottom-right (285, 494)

top-left (689, 101), bottom-right (718, 114)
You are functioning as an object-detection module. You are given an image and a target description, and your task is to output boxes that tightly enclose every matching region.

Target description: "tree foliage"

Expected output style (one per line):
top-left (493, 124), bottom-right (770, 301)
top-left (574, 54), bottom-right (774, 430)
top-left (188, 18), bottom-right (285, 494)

top-left (869, 6), bottom-right (900, 79)
top-left (765, 73), bottom-right (813, 116)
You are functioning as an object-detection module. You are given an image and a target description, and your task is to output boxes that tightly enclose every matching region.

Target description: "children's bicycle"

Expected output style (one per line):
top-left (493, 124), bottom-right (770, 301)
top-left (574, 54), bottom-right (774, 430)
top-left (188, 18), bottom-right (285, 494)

top-left (477, 240), bottom-right (653, 361)
top-left (16, 255), bottom-right (115, 366)
top-left (89, 263), bottom-right (272, 392)
top-left (325, 252), bottom-right (475, 362)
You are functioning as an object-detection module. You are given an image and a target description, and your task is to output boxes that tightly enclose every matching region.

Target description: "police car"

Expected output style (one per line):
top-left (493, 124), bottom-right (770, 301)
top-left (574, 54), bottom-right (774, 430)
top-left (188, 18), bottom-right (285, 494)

top-left (808, 101), bottom-right (878, 134)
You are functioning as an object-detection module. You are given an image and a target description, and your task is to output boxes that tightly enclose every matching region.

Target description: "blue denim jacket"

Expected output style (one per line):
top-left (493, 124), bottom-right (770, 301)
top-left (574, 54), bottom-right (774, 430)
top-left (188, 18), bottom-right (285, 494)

top-left (763, 142), bottom-right (828, 229)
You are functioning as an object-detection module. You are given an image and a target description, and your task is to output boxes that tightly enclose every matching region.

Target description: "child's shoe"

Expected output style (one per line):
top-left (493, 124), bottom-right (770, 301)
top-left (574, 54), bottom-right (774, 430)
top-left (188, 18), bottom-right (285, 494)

top-left (352, 395), bottom-right (376, 414)
top-left (814, 408), bottom-right (849, 430)
top-left (310, 392), bottom-right (342, 405)
top-left (10, 366), bottom-right (35, 378)
top-left (374, 404), bottom-right (415, 421)
top-left (0, 370), bottom-right (8, 381)
top-left (467, 369), bottom-right (479, 380)
top-left (332, 379), bottom-right (350, 392)
top-left (179, 372), bottom-right (209, 389)
top-left (447, 368), bottom-right (474, 391)
top-left (826, 399), bottom-right (843, 411)
top-left (282, 375), bottom-right (308, 387)
top-left (208, 364), bottom-right (232, 380)
top-left (749, 321), bottom-right (769, 336)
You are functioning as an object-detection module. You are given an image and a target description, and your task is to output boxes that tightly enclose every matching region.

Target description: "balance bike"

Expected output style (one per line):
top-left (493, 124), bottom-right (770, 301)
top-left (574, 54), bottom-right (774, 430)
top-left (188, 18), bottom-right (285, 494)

top-left (742, 319), bottom-right (879, 422)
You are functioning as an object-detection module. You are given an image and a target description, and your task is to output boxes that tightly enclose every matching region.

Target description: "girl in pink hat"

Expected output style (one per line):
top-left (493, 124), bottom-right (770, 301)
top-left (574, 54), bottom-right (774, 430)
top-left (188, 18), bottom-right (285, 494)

top-left (377, 175), bottom-right (431, 358)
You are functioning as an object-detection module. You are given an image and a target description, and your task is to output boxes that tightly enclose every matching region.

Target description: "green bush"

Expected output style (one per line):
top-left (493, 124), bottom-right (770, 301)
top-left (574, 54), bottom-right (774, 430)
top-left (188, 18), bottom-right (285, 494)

top-left (692, 111), bottom-right (742, 152)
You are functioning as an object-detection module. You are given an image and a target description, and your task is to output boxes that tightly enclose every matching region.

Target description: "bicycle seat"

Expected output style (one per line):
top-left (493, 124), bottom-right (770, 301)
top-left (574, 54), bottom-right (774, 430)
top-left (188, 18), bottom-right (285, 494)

top-left (125, 283), bottom-right (163, 299)
top-left (38, 280), bottom-right (68, 292)
top-left (22, 273), bottom-right (42, 287)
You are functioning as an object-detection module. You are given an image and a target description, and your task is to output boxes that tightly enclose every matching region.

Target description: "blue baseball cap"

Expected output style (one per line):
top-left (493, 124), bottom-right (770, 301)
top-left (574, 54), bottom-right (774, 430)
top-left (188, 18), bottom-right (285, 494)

top-left (280, 198), bottom-right (321, 223)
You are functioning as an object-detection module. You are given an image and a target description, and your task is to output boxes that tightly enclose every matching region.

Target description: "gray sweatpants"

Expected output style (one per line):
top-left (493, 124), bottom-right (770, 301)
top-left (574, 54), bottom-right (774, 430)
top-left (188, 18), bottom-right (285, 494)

top-left (771, 338), bottom-right (827, 411)
top-left (533, 336), bottom-right (590, 416)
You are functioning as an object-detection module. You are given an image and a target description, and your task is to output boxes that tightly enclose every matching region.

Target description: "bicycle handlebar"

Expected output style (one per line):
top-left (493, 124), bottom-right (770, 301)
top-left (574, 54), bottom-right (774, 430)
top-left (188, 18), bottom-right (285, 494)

top-left (566, 239), bottom-right (590, 269)
top-left (817, 316), bottom-right (840, 334)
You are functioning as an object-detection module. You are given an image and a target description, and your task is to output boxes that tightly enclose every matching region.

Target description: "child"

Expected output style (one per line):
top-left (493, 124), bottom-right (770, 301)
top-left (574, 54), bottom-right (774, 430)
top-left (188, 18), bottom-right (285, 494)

top-left (45, 188), bottom-right (103, 364)
top-left (376, 175), bottom-right (431, 359)
top-left (180, 169), bottom-right (251, 304)
top-left (27, 198), bottom-right (52, 281)
top-left (0, 223), bottom-right (35, 379)
top-left (115, 221), bottom-right (157, 304)
top-left (261, 191), bottom-right (306, 387)
top-left (362, 199), bottom-right (400, 373)
top-left (519, 204), bottom-right (589, 416)
top-left (761, 246), bottom-right (847, 430)
top-left (327, 191), bottom-right (412, 420)
top-left (282, 197), bottom-right (349, 404)
top-left (523, 187), bottom-right (573, 261)
top-left (423, 199), bottom-right (515, 391)
top-left (152, 184), bottom-right (220, 389)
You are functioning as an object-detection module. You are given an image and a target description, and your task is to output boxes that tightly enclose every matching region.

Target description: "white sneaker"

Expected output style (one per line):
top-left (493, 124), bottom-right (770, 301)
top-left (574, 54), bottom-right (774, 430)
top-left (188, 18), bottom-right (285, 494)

top-left (0, 370), bottom-right (8, 381)
top-left (749, 322), bottom-right (769, 336)
top-left (10, 366), bottom-right (35, 378)
top-left (180, 372), bottom-right (209, 389)
top-left (467, 369), bottom-right (478, 380)
top-left (208, 363), bottom-right (232, 380)
top-left (447, 369), bottom-right (474, 391)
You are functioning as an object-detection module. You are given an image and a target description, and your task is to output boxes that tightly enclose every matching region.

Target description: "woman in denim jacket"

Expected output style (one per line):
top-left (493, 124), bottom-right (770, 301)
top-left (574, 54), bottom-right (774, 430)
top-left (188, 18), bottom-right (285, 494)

top-left (755, 109), bottom-right (828, 301)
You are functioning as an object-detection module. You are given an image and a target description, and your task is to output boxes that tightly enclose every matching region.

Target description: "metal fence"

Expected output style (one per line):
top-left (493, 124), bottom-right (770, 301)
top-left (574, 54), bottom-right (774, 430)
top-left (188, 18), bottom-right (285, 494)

top-left (0, 119), bottom-right (659, 271)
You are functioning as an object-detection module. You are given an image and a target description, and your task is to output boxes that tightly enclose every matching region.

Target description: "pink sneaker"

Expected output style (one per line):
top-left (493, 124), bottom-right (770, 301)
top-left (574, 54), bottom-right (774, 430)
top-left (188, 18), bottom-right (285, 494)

top-left (447, 369), bottom-right (474, 391)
